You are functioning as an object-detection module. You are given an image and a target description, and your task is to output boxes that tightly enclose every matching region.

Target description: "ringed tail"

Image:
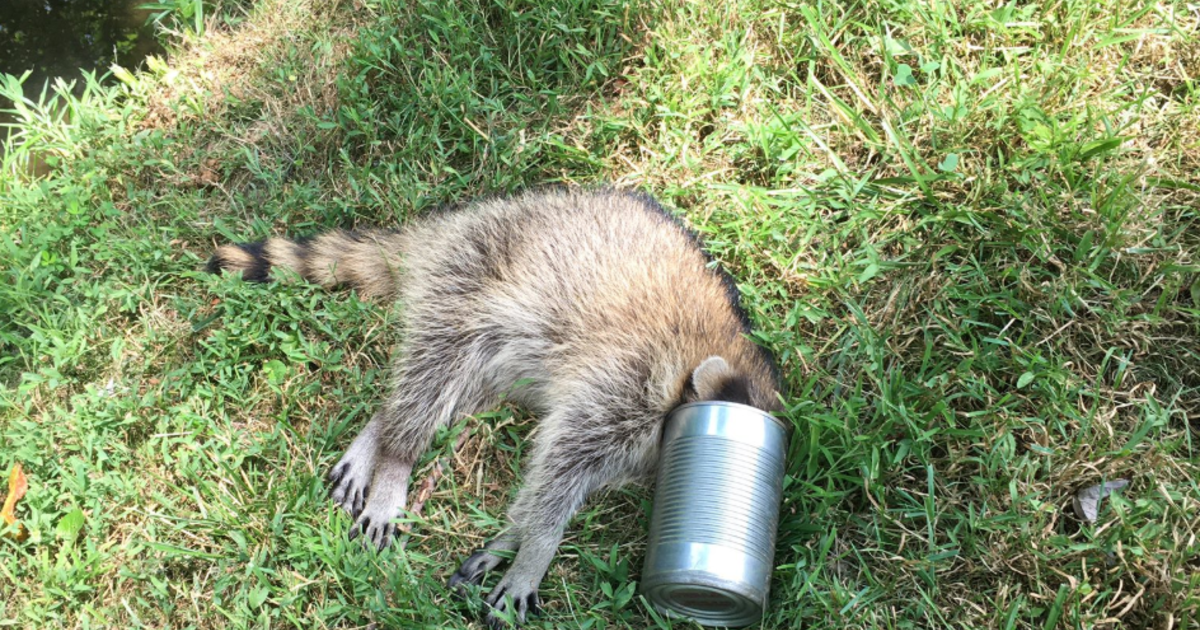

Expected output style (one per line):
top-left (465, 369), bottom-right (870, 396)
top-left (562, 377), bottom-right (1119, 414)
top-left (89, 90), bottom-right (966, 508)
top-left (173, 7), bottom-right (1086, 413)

top-left (207, 229), bottom-right (404, 299)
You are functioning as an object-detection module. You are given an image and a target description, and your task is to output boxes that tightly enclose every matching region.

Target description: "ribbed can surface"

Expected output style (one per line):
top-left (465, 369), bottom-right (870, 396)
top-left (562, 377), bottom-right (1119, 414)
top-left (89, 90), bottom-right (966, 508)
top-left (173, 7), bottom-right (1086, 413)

top-left (641, 401), bottom-right (788, 627)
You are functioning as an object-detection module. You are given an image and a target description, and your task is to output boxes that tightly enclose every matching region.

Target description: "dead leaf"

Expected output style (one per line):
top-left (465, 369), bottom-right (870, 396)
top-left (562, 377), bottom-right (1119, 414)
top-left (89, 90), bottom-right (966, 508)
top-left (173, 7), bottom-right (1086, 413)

top-left (1073, 479), bottom-right (1130, 524)
top-left (406, 461), bottom-right (445, 521)
top-left (394, 461), bottom-right (450, 547)
top-left (194, 158), bottom-right (222, 187)
top-left (1, 463), bottom-right (29, 541)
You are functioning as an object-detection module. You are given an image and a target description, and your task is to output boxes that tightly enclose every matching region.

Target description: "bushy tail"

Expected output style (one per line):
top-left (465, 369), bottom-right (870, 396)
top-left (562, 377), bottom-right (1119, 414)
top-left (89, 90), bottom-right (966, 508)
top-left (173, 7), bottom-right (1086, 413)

top-left (207, 229), bottom-right (405, 299)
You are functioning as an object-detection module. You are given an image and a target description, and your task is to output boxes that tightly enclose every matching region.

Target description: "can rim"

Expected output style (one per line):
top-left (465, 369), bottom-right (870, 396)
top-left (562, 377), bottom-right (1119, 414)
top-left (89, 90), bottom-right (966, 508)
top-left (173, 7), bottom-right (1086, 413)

top-left (642, 568), bottom-right (767, 627)
top-left (668, 400), bottom-right (789, 432)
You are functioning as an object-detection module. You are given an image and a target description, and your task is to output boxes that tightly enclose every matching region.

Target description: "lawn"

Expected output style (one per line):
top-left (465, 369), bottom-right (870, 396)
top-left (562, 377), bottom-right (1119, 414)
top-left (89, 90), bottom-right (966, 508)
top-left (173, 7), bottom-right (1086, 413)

top-left (1, 0), bottom-right (1198, 628)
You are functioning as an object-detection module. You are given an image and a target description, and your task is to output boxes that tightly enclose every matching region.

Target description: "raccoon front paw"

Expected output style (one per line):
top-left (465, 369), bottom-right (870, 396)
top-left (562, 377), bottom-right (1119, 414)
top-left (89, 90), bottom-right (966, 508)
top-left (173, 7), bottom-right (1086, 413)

top-left (328, 457), bottom-right (373, 518)
top-left (484, 579), bottom-right (540, 628)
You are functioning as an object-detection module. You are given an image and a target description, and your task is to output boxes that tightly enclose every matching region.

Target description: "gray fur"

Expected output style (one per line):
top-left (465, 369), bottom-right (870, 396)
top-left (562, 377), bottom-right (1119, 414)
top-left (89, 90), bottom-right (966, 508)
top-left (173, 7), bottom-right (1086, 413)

top-left (210, 188), bottom-right (781, 627)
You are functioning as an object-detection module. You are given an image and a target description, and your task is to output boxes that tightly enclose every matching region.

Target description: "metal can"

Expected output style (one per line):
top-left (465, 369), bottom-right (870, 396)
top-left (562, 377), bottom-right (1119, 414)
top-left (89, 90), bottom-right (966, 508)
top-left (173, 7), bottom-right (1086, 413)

top-left (640, 401), bottom-right (789, 627)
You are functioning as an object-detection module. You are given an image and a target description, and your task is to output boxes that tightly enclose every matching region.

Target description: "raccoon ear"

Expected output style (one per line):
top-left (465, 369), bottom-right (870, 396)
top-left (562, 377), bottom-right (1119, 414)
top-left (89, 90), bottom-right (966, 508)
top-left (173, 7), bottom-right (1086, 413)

top-left (691, 356), bottom-right (734, 400)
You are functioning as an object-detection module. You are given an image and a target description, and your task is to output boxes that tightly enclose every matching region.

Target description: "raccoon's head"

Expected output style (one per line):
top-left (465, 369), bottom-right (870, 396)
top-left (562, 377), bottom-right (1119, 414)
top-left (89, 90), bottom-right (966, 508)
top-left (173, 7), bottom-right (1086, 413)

top-left (685, 355), bottom-right (783, 413)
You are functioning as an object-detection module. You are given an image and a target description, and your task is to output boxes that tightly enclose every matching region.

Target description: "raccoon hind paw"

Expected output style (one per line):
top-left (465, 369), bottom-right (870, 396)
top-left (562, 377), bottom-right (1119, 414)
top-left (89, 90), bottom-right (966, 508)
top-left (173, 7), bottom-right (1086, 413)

top-left (448, 548), bottom-right (507, 593)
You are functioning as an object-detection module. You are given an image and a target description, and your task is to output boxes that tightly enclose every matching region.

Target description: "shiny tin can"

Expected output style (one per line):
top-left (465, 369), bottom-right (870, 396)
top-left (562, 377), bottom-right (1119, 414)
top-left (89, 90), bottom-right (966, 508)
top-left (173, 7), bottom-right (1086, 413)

top-left (641, 401), bottom-right (788, 627)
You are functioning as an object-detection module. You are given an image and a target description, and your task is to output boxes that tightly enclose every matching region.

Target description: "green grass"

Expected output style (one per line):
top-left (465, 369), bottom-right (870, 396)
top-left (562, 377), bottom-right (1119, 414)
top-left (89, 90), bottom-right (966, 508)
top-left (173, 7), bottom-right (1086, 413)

top-left (2, 0), bottom-right (1199, 627)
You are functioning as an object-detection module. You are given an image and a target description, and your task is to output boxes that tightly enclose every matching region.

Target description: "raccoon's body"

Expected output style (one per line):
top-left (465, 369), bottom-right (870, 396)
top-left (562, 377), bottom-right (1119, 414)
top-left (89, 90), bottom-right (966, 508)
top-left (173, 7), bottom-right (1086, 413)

top-left (209, 188), bottom-right (781, 627)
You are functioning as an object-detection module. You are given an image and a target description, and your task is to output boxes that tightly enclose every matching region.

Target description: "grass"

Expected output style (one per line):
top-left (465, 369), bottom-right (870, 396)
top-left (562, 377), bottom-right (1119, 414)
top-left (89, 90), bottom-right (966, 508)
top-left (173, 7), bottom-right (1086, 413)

top-left (2, 0), bottom-right (1198, 627)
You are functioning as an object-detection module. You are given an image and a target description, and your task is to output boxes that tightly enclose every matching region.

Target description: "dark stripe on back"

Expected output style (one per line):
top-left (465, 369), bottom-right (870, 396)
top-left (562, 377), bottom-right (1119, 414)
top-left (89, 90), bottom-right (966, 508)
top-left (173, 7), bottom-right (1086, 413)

top-left (624, 189), bottom-right (753, 334)
top-left (624, 189), bottom-right (783, 393)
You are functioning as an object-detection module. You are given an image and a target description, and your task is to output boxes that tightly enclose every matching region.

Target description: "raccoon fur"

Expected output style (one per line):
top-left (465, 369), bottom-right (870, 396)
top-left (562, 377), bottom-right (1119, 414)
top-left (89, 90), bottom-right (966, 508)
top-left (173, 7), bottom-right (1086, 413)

top-left (208, 188), bottom-right (782, 627)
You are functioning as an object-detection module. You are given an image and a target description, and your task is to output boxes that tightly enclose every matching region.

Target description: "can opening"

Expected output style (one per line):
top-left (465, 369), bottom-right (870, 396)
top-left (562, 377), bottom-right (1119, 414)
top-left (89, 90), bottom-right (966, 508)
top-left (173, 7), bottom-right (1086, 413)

top-left (646, 581), bottom-right (760, 626)
top-left (669, 586), bottom-right (738, 615)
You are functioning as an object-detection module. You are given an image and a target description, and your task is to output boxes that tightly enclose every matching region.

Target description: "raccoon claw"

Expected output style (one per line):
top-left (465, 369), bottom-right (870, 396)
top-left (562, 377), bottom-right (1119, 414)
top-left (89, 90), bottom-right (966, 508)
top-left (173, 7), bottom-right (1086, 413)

top-left (330, 472), bottom-right (370, 518)
top-left (449, 549), bottom-right (500, 594)
top-left (447, 568), bottom-right (479, 595)
top-left (485, 583), bottom-right (540, 628)
top-left (328, 440), bottom-right (379, 518)
top-left (349, 513), bottom-right (398, 549)
top-left (327, 462), bottom-right (347, 487)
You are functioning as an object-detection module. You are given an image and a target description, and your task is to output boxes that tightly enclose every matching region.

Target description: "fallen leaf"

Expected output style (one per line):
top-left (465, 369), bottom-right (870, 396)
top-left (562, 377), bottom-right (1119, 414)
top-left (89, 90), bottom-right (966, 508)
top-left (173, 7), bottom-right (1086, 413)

top-left (195, 158), bottom-right (222, 187)
top-left (1, 463), bottom-right (29, 541)
top-left (396, 461), bottom-right (448, 547)
top-left (406, 461), bottom-right (445, 521)
top-left (454, 429), bottom-right (472, 451)
top-left (1073, 479), bottom-right (1130, 524)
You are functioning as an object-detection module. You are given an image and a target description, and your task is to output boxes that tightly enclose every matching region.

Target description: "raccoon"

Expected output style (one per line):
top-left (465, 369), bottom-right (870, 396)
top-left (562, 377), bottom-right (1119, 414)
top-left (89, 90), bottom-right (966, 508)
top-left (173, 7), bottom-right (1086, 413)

top-left (208, 188), bottom-right (782, 627)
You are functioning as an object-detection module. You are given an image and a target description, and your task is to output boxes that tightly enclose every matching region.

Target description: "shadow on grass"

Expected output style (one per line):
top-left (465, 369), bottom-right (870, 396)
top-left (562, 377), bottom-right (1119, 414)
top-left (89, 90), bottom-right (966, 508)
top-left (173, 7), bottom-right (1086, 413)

top-left (148, 0), bottom-right (653, 238)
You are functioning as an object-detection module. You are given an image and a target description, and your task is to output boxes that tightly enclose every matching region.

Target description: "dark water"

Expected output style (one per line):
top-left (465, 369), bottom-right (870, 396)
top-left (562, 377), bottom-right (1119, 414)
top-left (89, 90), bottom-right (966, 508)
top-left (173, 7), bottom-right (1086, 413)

top-left (1, 0), bottom-right (164, 125)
